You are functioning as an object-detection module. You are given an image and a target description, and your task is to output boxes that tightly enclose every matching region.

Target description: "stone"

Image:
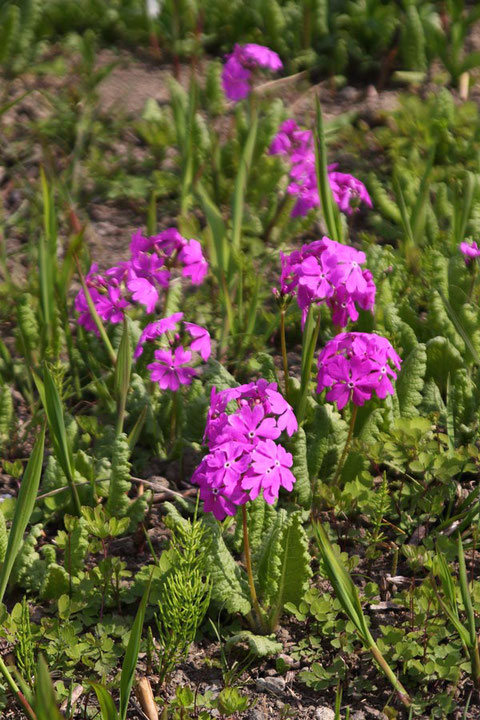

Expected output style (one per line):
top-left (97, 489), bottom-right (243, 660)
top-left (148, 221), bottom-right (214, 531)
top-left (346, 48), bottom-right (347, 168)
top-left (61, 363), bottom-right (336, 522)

top-left (314, 708), bottom-right (335, 720)
top-left (255, 676), bottom-right (286, 695)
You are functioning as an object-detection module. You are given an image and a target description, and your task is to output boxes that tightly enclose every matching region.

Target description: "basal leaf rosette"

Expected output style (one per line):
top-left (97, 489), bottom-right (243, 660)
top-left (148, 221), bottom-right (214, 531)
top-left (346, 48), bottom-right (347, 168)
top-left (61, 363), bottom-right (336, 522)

top-left (192, 380), bottom-right (298, 520)
top-left (316, 332), bottom-right (402, 410)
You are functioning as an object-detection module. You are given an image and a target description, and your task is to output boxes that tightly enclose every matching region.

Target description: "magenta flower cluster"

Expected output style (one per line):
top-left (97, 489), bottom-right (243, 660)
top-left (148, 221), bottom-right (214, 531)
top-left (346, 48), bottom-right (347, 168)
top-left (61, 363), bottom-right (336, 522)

top-left (270, 119), bottom-right (372, 218)
top-left (75, 228), bottom-right (208, 334)
top-left (460, 240), bottom-right (480, 264)
top-left (134, 312), bottom-right (211, 391)
top-left (277, 236), bottom-right (376, 327)
top-left (316, 332), bottom-right (402, 410)
top-left (222, 43), bottom-right (283, 101)
top-left (192, 380), bottom-right (298, 520)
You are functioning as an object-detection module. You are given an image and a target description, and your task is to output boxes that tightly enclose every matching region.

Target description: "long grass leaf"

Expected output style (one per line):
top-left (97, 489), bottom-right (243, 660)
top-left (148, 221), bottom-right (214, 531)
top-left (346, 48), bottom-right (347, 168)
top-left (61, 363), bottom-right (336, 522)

top-left (457, 534), bottom-right (477, 648)
top-left (91, 684), bottom-right (119, 720)
top-left (119, 574), bottom-right (152, 720)
top-left (411, 147), bottom-right (434, 244)
top-left (35, 368), bottom-right (81, 514)
top-left (314, 97), bottom-right (341, 243)
top-left (231, 106), bottom-right (258, 257)
top-left (34, 656), bottom-right (64, 720)
top-left (38, 169), bottom-right (56, 352)
top-left (115, 319), bottom-right (132, 436)
top-left (0, 426), bottom-right (45, 603)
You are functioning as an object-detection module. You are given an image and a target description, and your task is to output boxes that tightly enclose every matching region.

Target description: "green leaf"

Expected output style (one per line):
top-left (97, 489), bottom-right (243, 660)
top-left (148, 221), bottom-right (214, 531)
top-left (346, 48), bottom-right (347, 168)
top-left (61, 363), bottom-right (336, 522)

top-left (35, 367), bottom-right (81, 514)
top-left (287, 427), bottom-right (312, 509)
top-left (396, 343), bottom-right (426, 419)
top-left (119, 575), bottom-right (152, 720)
top-left (202, 359), bottom-right (238, 392)
top-left (114, 319), bottom-right (132, 436)
top-left (0, 426), bottom-right (45, 603)
top-left (203, 516), bottom-right (251, 616)
top-left (91, 683), bottom-right (119, 720)
top-left (268, 511), bottom-right (312, 629)
top-left (34, 655), bottom-right (65, 720)
top-left (426, 336), bottom-right (463, 392)
top-left (231, 106), bottom-right (259, 257)
top-left (314, 97), bottom-right (341, 243)
top-left (314, 523), bottom-right (370, 643)
top-left (225, 631), bottom-right (282, 657)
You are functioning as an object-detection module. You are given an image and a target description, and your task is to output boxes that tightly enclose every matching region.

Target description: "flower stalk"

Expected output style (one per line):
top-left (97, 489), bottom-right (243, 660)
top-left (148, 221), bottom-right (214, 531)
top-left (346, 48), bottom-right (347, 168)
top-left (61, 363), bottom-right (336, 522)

top-left (280, 308), bottom-right (290, 402)
top-left (242, 505), bottom-right (266, 633)
top-left (297, 308), bottom-right (321, 424)
top-left (332, 404), bottom-right (358, 485)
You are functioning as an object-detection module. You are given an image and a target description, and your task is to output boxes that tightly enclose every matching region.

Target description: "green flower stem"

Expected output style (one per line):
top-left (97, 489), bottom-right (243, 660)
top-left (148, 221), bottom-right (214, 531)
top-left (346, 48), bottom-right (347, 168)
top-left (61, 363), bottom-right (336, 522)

top-left (170, 391), bottom-right (178, 448)
top-left (297, 309), bottom-right (321, 424)
top-left (74, 254), bottom-right (117, 366)
top-left (468, 262), bottom-right (477, 304)
top-left (242, 505), bottom-right (266, 633)
top-left (280, 308), bottom-right (290, 402)
top-left (332, 404), bottom-right (358, 486)
top-left (0, 656), bottom-right (37, 720)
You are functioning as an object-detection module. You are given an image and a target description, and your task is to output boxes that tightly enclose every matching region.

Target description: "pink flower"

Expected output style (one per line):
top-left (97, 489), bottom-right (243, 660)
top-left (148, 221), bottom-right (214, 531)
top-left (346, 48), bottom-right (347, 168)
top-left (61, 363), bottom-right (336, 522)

top-left (460, 240), bottom-right (480, 263)
top-left (193, 379), bottom-right (299, 519)
top-left (227, 404), bottom-right (281, 444)
top-left (238, 43), bottom-right (283, 71)
top-left (328, 169), bottom-right (372, 216)
top-left (134, 312), bottom-right (184, 359)
top-left (269, 119), bottom-right (372, 218)
top-left (179, 239), bottom-right (209, 285)
top-left (317, 332), bottom-right (401, 409)
top-left (222, 55), bottom-right (251, 101)
top-left (275, 237), bottom-right (376, 328)
top-left (184, 322), bottom-right (212, 361)
top-left (242, 439), bottom-right (295, 504)
top-left (135, 314), bottom-right (211, 389)
top-left (221, 44), bottom-right (282, 102)
top-left (147, 347), bottom-right (196, 390)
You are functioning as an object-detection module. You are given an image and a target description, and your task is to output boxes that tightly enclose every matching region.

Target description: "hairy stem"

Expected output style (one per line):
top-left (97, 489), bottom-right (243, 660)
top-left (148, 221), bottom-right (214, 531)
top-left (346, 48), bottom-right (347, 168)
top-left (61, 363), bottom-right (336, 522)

top-left (242, 505), bottom-right (266, 633)
top-left (332, 404), bottom-right (358, 486)
top-left (280, 309), bottom-right (289, 402)
top-left (297, 309), bottom-right (321, 424)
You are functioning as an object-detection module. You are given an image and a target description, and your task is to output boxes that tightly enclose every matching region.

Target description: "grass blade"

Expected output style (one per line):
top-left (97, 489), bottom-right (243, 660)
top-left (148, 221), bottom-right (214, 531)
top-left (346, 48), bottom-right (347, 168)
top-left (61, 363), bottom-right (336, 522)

top-left (74, 254), bottom-right (117, 366)
top-left (34, 656), bottom-right (64, 720)
top-left (0, 425), bottom-right (45, 603)
top-left (35, 367), bottom-right (81, 515)
top-left (119, 574), bottom-right (152, 720)
top-left (314, 97), bottom-right (341, 243)
top-left (314, 522), bottom-right (411, 706)
top-left (91, 684), bottom-right (119, 720)
top-left (38, 169), bottom-right (57, 353)
top-left (231, 105), bottom-right (258, 258)
top-left (115, 318), bottom-right (132, 436)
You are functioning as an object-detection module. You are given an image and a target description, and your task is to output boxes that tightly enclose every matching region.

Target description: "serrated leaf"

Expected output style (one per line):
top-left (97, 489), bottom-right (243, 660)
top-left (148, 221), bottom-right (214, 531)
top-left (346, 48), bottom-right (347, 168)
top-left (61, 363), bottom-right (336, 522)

top-left (396, 343), bottom-right (426, 419)
top-left (287, 427), bottom-right (312, 509)
top-left (225, 631), bottom-right (282, 657)
top-left (203, 515), bottom-right (251, 616)
top-left (426, 336), bottom-right (463, 392)
top-left (202, 359), bottom-right (238, 393)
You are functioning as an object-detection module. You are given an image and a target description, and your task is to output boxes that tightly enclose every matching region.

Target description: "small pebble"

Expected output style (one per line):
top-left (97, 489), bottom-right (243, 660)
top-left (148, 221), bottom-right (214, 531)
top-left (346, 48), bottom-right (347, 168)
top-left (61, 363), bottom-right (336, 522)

top-left (255, 676), bottom-right (286, 695)
top-left (314, 708), bottom-right (335, 720)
